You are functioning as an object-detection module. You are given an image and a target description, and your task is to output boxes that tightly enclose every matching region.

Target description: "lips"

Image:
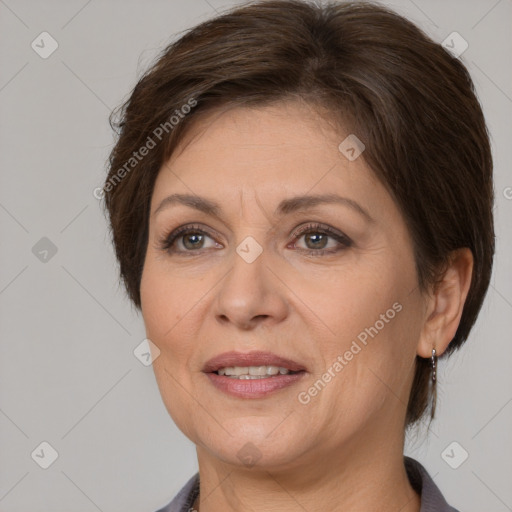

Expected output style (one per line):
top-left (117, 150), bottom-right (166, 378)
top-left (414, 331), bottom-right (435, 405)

top-left (202, 350), bottom-right (307, 374)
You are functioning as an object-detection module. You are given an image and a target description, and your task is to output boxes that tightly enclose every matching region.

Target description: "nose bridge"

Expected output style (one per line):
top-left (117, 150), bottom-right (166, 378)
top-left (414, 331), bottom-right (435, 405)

top-left (220, 237), bottom-right (268, 312)
top-left (210, 184), bottom-right (290, 328)
top-left (228, 187), bottom-right (274, 296)
top-left (213, 225), bottom-right (287, 329)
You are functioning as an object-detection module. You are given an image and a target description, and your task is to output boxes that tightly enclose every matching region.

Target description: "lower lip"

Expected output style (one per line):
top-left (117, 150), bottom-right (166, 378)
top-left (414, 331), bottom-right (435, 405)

top-left (205, 371), bottom-right (307, 398)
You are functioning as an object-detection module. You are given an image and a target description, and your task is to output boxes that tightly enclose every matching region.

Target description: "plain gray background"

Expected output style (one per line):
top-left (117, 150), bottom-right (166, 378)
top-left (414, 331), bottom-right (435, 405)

top-left (0, 0), bottom-right (511, 511)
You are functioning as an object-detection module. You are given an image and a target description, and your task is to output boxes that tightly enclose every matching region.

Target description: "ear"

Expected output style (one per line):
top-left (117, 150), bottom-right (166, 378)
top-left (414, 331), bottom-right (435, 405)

top-left (417, 248), bottom-right (474, 358)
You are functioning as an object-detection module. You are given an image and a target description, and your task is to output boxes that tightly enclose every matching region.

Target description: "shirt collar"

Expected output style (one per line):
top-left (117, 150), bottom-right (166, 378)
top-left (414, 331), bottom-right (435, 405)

top-left (404, 456), bottom-right (460, 512)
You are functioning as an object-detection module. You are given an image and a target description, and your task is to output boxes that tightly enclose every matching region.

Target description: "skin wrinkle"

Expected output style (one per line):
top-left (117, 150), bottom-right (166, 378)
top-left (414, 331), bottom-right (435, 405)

top-left (139, 102), bottom-right (472, 512)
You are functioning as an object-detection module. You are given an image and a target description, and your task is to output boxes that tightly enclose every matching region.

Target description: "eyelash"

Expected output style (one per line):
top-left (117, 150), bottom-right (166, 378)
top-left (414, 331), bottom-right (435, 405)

top-left (157, 222), bottom-right (353, 257)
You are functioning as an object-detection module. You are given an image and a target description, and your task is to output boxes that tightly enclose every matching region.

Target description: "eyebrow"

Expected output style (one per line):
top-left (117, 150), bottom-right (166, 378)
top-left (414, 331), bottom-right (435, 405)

top-left (153, 193), bottom-right (375, 223)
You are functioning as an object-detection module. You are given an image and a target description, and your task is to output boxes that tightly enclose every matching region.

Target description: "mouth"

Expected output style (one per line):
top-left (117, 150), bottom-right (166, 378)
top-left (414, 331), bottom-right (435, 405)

top-left (203, 350), bottom-right (307, 374)
top-left (202, 351), bottom-right (307, 398)
top-left (213, 366), bottom-right (304, 378)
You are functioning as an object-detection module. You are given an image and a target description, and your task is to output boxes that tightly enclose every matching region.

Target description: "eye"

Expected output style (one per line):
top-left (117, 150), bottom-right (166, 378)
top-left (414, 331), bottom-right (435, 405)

top-left (157, 224), bottom-right (221, 255)
top-left (290, 222), bottom-right (352, 256)
top-left (157, 222), bottom-right (352, 257)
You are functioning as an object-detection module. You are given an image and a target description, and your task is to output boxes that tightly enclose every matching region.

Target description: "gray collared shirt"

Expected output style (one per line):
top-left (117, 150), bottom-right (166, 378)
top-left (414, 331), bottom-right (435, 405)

top-left (155, 456), bottom-right (460, 512)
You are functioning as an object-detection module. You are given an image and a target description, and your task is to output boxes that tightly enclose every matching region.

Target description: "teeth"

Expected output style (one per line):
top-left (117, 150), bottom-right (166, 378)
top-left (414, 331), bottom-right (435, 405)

top-left (217, 365), bottom-right (291, 377)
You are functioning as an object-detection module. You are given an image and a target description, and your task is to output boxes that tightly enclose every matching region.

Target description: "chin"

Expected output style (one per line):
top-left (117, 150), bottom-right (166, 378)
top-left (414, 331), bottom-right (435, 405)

top-left (195, 420), bottom-right (312, 470)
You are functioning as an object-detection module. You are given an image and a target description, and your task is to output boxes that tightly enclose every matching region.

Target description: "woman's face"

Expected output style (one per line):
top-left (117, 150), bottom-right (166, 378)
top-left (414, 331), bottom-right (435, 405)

top-left (140, 101), bottom-right (428, 471)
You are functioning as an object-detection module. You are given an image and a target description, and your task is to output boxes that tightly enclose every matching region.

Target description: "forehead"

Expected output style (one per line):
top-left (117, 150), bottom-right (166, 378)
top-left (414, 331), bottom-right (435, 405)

top-left (152, 102), bottom-right (379, 200)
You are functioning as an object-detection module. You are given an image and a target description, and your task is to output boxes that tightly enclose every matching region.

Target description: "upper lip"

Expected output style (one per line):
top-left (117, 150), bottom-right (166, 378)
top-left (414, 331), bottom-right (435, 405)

top-left (202, 351), bottom-right (307, 373)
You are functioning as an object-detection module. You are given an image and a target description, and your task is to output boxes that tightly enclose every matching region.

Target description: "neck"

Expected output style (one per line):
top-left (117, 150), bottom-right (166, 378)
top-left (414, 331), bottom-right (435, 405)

top-left (193, 416), bottom-right (421, 512)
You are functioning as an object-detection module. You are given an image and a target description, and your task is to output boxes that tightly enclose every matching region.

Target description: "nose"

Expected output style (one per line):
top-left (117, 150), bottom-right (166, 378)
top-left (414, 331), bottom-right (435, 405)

top-left (213, 246), bottom-right (289, 330)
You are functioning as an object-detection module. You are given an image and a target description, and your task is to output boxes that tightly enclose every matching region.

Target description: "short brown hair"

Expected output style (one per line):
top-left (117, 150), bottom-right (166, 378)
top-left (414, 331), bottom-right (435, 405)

top-left (103, 0), bottom-right (495, 427)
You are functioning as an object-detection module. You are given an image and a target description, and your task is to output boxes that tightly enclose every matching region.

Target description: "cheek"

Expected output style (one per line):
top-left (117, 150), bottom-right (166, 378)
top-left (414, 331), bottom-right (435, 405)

top-left (140, 260), bottom-right (202, 436)
top-left (140, 254), bottom-right (214, 397)
top-left (140, 255), bottom-right (200, 341)
top-left (303, 265), bottom-right (419, 413)
top-left (304, 264), bottom-right (409, 348)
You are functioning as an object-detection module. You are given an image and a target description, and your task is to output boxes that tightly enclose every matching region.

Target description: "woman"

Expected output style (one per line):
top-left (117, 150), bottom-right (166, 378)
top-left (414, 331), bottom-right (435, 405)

top-left (102, 1), bottom-right (494, 510)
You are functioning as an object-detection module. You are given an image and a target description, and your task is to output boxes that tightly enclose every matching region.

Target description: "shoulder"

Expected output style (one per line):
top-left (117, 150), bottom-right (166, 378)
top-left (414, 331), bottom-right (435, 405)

top-left (404, 456), bottom-right (461, 512)
top-left (153, 472), bottom-right (199, 512)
